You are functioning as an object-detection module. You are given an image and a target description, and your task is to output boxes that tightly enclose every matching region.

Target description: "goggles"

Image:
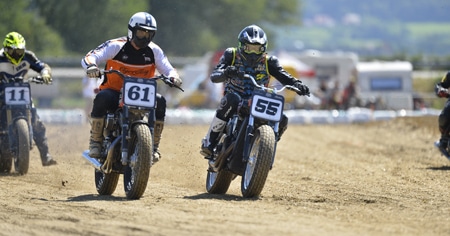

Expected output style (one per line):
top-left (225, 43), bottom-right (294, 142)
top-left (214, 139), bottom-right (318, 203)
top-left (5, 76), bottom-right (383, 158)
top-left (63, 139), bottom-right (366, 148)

top-left (5, 47), bottom-right (25, 57)
top-left (244, 43), bottom-right (263, 54)
top-left (135, 29), bottom-right (155, 40)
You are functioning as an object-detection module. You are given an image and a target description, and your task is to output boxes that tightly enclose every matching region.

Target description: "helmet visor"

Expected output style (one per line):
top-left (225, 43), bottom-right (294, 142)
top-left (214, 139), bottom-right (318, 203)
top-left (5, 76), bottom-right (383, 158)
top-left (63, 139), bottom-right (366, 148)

top-left (5, 47), bottom-right (25, 61)
top-left (5, 47), bottom-right (24, 57)
top-left (135, 28), bottom-right (155, 40)
top-left (244, 43), bottom-right (263, 54)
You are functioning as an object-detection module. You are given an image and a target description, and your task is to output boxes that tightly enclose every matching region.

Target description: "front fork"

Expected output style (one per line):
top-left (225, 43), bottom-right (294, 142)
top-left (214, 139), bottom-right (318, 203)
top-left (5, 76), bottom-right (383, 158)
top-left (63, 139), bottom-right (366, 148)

top-left (242, 116), bottom-right (279, 168)
top-left (5, 108), bottom-right (33, 153)
top-left (120, 106), bottom-right (155, 165)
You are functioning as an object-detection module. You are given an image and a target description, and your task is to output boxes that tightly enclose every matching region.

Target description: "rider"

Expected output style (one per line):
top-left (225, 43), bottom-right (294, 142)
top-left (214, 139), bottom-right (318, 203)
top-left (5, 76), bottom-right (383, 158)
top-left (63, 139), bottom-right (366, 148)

top-left (81, 12), bottom-right (182, 163)
top-left (0, 32), bottom-right (57, 166)
top-left (200, 24), bottom-right (310, 158)
top-left (435, 71), bottom-right (450, 155)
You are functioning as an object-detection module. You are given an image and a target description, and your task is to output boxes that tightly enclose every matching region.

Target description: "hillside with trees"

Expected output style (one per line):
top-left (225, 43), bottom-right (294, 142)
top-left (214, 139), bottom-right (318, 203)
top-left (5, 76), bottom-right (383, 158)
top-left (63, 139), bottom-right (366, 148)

top-left (1, 0), bottom-right (449, 63)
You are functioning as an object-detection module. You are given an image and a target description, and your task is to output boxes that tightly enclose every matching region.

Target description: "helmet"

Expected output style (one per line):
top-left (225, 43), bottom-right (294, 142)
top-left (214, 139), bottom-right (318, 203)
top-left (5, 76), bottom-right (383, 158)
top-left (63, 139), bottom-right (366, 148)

top-left (238, 25), bottom-right (267, 55)
top-left (127, 12), bottom-right (157, 49)
top-left (3, 32), bottom-right (26, 65)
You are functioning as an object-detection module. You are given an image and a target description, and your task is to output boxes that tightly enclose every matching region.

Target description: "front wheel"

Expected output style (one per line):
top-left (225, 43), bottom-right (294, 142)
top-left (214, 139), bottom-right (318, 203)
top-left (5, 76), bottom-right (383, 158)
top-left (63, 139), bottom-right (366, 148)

top-left (14, 119), bottom-right (30, 175)
top-left (241, 125), bottom-right (275, 198)
top-left (123, 124), bottom-right (152, 200)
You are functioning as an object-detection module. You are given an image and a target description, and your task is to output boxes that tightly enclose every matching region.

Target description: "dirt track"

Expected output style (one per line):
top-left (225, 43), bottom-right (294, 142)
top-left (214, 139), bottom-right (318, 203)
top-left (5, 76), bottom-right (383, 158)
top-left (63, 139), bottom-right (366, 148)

top-left (0, 116), bottom-right (449, 236)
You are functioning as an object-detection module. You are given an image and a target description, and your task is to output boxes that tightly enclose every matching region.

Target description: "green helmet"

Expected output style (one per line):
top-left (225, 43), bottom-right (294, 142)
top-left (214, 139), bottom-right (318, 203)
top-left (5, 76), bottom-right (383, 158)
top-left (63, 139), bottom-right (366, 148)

top-left (3, 32), bottom-right (26, 65)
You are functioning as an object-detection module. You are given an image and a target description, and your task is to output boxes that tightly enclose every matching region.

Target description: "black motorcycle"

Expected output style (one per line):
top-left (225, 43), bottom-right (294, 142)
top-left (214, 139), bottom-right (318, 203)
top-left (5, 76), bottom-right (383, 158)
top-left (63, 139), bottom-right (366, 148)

top-left (82, 69), bottom-right (183, 199)
top-left (0, 76), bottom-right (46, 174)
top-left (206, 74), bottom-right (308, 198)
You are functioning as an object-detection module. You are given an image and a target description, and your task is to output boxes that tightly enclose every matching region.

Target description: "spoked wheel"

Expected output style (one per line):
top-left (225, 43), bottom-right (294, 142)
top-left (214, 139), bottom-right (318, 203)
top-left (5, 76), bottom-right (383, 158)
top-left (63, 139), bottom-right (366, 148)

top-left (123, 124), bottom-right (152, 200)
top-left (241, 125), bottom-right (275, 198)
top-left (13, 119), bottom-right (30, 175)
top-left (95, 169), bottom-right (120, 196)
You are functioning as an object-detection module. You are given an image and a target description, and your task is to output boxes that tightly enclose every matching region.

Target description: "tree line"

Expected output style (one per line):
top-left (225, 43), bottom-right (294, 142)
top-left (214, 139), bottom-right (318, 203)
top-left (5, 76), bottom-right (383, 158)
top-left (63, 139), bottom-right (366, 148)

top-left (0, 0), bottom-right (300, 59)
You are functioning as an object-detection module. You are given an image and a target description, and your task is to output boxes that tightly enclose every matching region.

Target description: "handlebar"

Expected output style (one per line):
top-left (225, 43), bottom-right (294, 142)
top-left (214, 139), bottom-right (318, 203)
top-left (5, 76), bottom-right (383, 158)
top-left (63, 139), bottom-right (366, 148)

top-left (1, 76), bottom-right (47, 84)
top-left (102, 69), bottom-right (184, 92)
top-left (243, 74), bottom-right (307, 96)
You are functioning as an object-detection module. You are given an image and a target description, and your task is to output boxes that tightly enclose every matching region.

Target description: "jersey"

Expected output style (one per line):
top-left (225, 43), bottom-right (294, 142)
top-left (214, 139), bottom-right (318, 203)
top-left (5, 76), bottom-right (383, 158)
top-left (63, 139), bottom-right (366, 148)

top-left (0, 49), bottom-right (48, 81)
top-left (210, 47), bottom-right (300, 99)
top-left (81, 36), bottom-right (178, 92)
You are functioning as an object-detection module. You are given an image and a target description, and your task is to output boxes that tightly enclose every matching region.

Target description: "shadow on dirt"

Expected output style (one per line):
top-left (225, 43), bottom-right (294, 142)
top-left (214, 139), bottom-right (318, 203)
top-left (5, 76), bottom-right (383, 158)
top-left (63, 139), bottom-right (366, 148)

top-left (66, 194), bottom-right (127, 202)
top-left (184, 193), bottom-right (259, 201)
top-left (0, 172), bottom-right (21, 177)
top-left (427, 165), bottom-right (450, 171)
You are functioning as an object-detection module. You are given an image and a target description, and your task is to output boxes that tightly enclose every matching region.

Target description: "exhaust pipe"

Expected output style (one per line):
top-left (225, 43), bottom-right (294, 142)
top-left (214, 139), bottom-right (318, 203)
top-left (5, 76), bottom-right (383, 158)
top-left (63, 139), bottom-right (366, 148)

top-left (82, 150), bottom-right (102, 170)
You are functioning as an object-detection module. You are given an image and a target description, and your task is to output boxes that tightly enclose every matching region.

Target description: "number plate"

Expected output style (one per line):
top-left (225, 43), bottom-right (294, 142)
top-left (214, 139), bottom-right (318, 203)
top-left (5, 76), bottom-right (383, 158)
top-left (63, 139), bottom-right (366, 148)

top-left (4, 84), bottom-right (31, 105)
top-left (123, 77), bottom-right (157, 108)
top-left (250, 90), bottom-right (284, 122)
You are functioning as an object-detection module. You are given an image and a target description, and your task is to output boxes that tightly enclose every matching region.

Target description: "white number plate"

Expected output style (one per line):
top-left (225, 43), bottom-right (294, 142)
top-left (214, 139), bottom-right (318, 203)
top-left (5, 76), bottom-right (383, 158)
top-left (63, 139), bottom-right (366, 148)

top-left (4, 85), bottom-right (31, 105)
top-left (123, 78), bottom-right (157, 108)
top-left (250, 91), bottom-right (284, 122)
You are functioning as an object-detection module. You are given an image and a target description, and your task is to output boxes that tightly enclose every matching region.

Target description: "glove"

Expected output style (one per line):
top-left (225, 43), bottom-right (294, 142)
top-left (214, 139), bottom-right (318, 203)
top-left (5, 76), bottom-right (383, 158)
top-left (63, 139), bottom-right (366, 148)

top-left (435, 83), bottom-right (449, 98)
top-left (41, 69), bottom-right (52, 84)
top-left (86, 65), bottom-right (100, 78)
top-left (170, 76), bottom-right (182, 87)
top-left (294, 81), bottom-right (310, 96)
top-left (224, 66), bottom-right (245, 79)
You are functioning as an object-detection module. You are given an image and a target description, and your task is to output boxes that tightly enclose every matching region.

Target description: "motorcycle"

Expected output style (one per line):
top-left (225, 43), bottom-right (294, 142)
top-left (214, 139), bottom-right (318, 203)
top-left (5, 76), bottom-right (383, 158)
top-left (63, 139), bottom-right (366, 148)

top-left (82, 69), bottom-right (183, 199)
top-left (434, 83), bottom-right (450, 161)
top-left (205, 74), bottom-right (308, 198)
top-left (0, 75), bottom-right (46, 174)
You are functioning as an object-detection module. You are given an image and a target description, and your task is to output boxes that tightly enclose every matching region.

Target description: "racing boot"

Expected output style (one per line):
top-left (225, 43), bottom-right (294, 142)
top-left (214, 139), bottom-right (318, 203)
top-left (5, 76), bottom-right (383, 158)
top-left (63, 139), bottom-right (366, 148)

top-left (33, 119), bottom-right (57, 166)
top-left (89, 117), bottom-right (104, 158)
top-left (152, 120), bottom-right (164, 163)
top-left (200, 116), bottom-right (227, 159)
top-left (436, 136), bottom-right (450, 158)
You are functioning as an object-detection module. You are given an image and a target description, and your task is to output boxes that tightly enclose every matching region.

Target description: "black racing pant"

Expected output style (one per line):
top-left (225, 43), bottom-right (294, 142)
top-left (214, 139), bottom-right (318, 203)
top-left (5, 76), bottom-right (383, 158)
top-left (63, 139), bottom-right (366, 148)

top-left (439, 98), bottom-right (450, 138)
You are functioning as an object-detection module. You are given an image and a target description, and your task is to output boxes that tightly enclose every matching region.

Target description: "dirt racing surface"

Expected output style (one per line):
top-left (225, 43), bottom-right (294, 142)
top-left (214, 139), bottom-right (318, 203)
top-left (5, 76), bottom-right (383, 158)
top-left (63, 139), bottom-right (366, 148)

top-left (0, 116), bottom-right (449, 236)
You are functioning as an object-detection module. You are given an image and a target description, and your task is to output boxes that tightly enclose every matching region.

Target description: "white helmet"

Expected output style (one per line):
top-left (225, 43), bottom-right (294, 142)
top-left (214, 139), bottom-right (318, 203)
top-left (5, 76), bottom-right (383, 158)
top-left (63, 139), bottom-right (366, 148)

top-left (127, 12), bottom-right (157, 48)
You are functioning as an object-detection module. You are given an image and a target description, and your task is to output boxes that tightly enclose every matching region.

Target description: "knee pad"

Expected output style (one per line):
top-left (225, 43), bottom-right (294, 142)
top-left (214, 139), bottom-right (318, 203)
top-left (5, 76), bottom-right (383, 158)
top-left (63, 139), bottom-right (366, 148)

top-left (216, 93), bottom-right (240, 120)
top-left (155, 94), bottom-right (166, 120)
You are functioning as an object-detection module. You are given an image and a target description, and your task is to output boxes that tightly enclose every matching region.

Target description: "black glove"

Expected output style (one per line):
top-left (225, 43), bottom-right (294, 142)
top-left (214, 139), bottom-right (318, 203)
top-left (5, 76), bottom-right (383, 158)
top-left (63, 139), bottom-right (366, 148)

top-left (294, 81), bottom-right (310, 96)
top-left (435, 83), bottom-right (449, 98)
top-left (224, 66), bottom-right (241, 78)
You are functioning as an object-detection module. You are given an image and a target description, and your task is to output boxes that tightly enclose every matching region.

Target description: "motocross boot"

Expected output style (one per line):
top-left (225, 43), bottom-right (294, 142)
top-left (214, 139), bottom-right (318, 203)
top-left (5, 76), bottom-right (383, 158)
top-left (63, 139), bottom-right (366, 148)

top-left (200, 116), bottom-right (227, 159)
top-left (89, 117), bottom-right (105, 158)
top-left (152, 120), bottom-right (164, 164)
top-left (33, 121), bottom-right (57, 166)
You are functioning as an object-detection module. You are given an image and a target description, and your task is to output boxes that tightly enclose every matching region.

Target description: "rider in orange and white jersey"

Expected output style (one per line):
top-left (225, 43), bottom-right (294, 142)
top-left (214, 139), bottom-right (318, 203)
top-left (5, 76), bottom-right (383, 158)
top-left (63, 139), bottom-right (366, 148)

top-left (81, 12), bottom-right (181, 163)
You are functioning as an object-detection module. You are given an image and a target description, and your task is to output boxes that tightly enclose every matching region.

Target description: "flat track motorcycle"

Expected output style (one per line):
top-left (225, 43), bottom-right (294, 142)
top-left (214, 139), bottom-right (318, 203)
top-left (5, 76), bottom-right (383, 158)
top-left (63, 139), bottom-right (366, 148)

top-left (205, 74), bottom-right (308, 198)
top-left (82, 70), bottom-right (183, 199)
top-left (0, 76), bottom-right (46, 174)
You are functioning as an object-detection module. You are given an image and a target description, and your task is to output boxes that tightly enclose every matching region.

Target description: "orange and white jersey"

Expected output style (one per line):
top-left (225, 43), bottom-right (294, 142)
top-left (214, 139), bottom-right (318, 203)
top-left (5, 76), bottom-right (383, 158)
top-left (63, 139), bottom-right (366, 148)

top-left (81, 36), bottom-right (178, 92)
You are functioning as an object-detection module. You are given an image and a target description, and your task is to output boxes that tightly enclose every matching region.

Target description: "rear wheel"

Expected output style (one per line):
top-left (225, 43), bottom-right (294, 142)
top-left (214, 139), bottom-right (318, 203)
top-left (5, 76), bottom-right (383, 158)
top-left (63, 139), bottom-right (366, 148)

top-left (123, 124), bottom-right (152, 200)
top-left (0, 136), bottom-right (12, 173)
top-left (241, 125), bottom-right (275, 198)
top-left (14, 119), bottom-right (30, 175)
top-left (95, 139), bottom-right (120, 195)
top-left (95, 169), bottom-right (120, 196)
top-left (206, 169), bottom-right (234, 194)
